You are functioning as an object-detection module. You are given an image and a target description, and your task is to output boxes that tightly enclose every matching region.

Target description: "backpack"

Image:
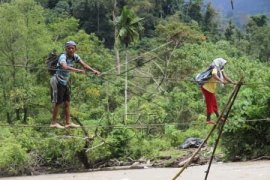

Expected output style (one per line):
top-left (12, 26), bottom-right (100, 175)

top-left (194, 66), bottom-right (214, 86)
top-left (45, 51), bottom-right (60, 76)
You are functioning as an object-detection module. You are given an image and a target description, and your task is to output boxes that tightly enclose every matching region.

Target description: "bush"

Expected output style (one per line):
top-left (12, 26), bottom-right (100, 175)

top-left (222, 121), bottom-right (270, 161)
top-left (34, 136), bottom-right (84, 168)
top-left (129, 137), bottom-right (170, 159)
top-left (164, 122), bottom-right (215, 147)
top-left (106, 128), bottom-right (134, 158)
top-left (0, 142), bottom-right (31, 176)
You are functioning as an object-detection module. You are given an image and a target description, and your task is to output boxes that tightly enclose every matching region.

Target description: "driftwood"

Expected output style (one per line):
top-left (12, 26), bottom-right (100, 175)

top-left (92, 162), bottom-right (152, 171)
top-left (178, 156), bottom-right (199, 167)
top-left (251, 156), bottom-right (270, 161)
top-left (73, 116), bottom-right (96, 169)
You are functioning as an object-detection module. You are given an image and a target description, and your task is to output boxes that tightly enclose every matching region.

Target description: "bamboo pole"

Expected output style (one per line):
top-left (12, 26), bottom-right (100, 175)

top-left (172, 81), bottom-right (242, 180)
top-left (204, 80), bottom-right (243, 180)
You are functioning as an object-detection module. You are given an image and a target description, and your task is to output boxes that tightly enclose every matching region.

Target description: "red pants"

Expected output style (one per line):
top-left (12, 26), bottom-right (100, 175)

top-left (201, 87), bottom-right (218, 114)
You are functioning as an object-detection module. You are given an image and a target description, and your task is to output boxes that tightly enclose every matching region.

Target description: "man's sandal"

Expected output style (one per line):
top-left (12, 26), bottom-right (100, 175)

top-left (65, 122), bottom-right (80, 128)
top-left (50, 123), bottom-right (65, 129)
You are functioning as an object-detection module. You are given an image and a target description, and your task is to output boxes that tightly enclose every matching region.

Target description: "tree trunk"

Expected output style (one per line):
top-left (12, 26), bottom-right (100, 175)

top-left (124, 48), bottom-right (128, 124)
top-left (97, 2), bottom-right (100, 33)
top-left (23, 107), bottom-right (28, 123)
top-left (73, 117), bottom-right (92, 169)
top-left (7, 112), bottom-right (11, 124)
top-left (113, 0), bottom-right (121, 74)
top-left (16, 109), bottom-right (20, 121)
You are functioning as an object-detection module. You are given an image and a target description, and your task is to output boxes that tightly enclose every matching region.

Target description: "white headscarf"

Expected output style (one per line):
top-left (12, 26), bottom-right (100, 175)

top-left (211, 58), bottom-right (227, 69)
top-left (211, 58), bottom-right (227, 86)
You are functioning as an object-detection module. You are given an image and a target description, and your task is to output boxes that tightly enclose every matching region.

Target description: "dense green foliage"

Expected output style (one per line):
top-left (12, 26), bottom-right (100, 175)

top-left (0, 0), bottom-right (270, 176)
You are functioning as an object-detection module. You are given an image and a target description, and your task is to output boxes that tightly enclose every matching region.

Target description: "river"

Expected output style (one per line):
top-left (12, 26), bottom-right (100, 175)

top-left (2, 160), bottom-right (270, 180)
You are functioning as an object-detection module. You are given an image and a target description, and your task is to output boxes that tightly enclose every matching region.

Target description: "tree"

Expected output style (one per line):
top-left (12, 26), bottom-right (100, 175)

top-left (156, 15), bottom-right (206, 45)
top-left (250, 15), bottom-right (268, 27)
top-left (245, 15), bottom-right (270, 62)
top-left (246, 15), bottom-right (268, 36)
top-left (47, 0), bottom-right (59, 8)
top-left (115, 6), bottom-right (143, 123)
top-left (203, 3), bottom-right (218, 33)
top-left (72, 0), bottom-right (115, 48)
top-left (224, 20), bottom-right (235, 41)
top-left (0, 0), bottom-right (51, 123)
top-left (187, 0), bottom-right (202, 24)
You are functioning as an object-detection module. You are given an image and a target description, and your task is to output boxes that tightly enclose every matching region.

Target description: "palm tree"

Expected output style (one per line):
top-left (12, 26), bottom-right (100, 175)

top-left (115, 6), bottom-right (143, 124)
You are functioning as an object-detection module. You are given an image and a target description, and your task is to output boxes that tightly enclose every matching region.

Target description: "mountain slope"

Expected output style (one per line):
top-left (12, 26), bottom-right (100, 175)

top-left (204, 0), bottom-right (270, 26)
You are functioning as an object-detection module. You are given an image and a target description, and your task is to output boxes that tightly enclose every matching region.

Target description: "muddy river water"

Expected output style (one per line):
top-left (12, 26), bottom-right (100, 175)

top-left (2, 160), bottom-right (270, 180)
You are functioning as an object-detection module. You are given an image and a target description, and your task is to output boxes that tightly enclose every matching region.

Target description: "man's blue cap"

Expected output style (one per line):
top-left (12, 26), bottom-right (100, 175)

top-left (65, 41), bottom-right (77, 47)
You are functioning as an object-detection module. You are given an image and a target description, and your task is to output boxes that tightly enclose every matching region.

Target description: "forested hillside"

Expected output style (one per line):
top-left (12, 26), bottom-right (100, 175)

top-left (205, 0), bottom-right (270, 15)
top-left (205, 0), bottom-right (270, 27)
top-left (0, 0), bottom-right (270, 176)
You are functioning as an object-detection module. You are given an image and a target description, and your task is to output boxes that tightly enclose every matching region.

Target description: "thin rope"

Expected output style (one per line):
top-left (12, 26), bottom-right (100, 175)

top-left (85, 142), bottom-right (105, 152)
top-left (100, 40), bottom-right (173, 75)
top-left (0, 64), bottom-right (268, 86)
top-left (0, 122), bottom-right (198, 129)
top-left (103, 73), bottom-right (238, 84)
top-left (0, 118), bottom-right (269, 130)
top-left (0, 64), bottom-right (68, 72)
top-left (244, 119), bottom-right (270, 122)
top-left (0, 41), bottom-right (173, 75)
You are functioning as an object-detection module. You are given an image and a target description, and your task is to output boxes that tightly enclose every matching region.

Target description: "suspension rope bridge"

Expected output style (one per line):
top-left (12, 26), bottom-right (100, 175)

top-left (0, 118), bottom-right (269, 130)
top-left (1, 40), bottom-right (269, 180)
top-left (0, 39), bottom-right (268, 133)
